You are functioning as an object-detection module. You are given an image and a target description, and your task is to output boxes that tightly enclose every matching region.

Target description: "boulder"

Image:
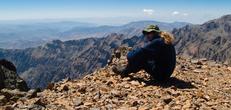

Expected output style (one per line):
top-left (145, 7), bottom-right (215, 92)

top-left (0, 59), bottom-right (29, 91)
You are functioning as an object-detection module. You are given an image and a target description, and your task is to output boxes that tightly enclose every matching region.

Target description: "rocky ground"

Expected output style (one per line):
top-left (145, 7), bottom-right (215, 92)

top-left (1, 47), bottom-right (231, 110)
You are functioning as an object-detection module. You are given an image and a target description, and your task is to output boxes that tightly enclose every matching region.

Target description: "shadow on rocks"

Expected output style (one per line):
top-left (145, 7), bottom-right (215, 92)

top-left (128, 76), bottom-right (196, 89)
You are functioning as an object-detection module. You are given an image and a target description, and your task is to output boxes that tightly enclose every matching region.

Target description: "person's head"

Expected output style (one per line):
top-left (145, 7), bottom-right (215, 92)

top-left (143, 25), bottom-right (175, 45)
top-left (142, 25), bottom-right (161, 41)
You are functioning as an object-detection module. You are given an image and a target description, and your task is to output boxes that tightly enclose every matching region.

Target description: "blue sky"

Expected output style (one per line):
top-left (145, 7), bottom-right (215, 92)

top-left (0, 0), bottom-right (231, 24)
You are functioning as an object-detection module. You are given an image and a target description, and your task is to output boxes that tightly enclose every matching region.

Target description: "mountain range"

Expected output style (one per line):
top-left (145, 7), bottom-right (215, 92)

top-left (0, 15), bottom-right (231, 89)
top-left (61, 21), bottom-right (189, 40)
top-left (0, 21), bottom-right (96, 49)
top-left (0, 21), bottom-right (188, 49)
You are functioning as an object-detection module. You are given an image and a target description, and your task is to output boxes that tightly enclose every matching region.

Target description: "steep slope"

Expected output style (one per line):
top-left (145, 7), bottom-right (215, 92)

top-left (173, 14), bottom-right (231, 64)
top-left (0, 33), bottom-right (143, 89)
top-left (1, 47), bottom-right (231, 110)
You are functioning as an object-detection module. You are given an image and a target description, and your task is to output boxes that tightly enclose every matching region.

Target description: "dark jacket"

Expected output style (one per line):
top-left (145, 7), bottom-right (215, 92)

top-left (127, 37), bottom-right (176, 81)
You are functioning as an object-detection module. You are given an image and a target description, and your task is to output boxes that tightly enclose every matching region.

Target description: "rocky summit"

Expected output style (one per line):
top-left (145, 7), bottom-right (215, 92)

top-left (1, 47), bottom-right (231, 110)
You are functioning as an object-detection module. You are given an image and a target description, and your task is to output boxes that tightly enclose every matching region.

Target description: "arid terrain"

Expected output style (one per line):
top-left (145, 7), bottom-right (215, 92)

top-left (1, 47), bottom-right (231, 110)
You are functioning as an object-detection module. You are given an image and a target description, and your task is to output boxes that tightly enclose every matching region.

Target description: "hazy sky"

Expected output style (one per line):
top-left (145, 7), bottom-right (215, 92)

top-left (0, 0), bottom-right (231, 24)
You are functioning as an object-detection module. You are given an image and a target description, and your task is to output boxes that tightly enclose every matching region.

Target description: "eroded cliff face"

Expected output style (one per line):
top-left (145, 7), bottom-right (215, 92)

top-left (1, 46), bottom-right (231, 110)
top-left (173, 15), bottom-right (231, 65)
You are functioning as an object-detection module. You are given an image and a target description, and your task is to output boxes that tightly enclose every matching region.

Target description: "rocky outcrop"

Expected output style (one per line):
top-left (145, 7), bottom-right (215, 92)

top-left (0, 59), bottom-right (32, 107)
top-left (1, 47), bottom-right (230, 109)
top-left (0, 59), bottom-right (28, 91)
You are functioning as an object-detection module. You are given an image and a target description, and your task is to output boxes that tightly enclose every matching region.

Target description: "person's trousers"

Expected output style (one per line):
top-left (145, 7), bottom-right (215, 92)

top-left (126, 58), bottom-right (170, 81)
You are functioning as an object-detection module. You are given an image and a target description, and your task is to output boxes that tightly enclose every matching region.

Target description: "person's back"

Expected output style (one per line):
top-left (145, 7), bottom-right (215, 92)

top-left (149, 37), bottom-right (176, 81)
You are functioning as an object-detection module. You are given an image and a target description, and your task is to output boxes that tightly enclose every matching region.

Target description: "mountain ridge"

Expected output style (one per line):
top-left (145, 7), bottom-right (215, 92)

top-left (0, 20), bottom-right (188, 49)
top-left (0, 33), bottom-right (142, 88)
top-left (173, 14), bottom-right (231, 64)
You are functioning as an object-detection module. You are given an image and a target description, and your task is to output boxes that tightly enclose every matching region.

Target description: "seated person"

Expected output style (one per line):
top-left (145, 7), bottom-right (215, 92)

top-left (113, 25), bottom-right (176, 81)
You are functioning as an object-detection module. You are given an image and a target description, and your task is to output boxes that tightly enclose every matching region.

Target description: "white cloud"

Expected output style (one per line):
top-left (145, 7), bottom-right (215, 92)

top-left (143, 9), bottom-right (154, 15)
top-left (172, 11), bottom-right (180, 16)
top-left (183, 13), bottom-right (189, 16)
top-left (172, 11), bottom-right (189, 16)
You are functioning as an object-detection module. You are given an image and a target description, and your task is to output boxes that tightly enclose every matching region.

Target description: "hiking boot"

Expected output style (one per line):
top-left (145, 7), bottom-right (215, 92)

top-left (112, 65), bottom-right (129, 77)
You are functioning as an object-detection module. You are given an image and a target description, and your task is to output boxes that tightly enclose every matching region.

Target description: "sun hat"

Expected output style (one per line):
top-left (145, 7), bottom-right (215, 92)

top-left (142, 25), bottom-right (161, 34)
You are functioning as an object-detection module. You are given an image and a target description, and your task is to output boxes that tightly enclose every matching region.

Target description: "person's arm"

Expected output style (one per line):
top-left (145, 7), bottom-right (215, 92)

top-left (127, 39), bottom-right (161, 61)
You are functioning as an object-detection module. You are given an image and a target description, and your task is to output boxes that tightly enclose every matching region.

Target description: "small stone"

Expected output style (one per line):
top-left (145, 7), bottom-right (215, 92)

top-left (78, 86), bottom-right (86, 94)
top-left (203, 95), bottom-right (210, 101)
top-left (93, 91), bottom-right (101, 100)
top-left (73, 98), bottom-right (84, 106)
top-left (115, 50), bottom-right (121, 59)
top-left (106, 80), bottom-right (114, 86)
top-left (4, 106), bottom-right (14, 110)
top-left (111, 99), bottom-right (119, 104)
top-left (27, 104), bottom-right (45, 110)
top-left (196, 90), bottom-right (204, 98)
top-left (164, 105), bottom-right (170, 110)
top-left (170, 86), bottom-right (177, 91)
top-left (0, 95), bottom-right (6, 104)
top-left (124, 84), bottom-right (130, 88)
top-left (100, 86), bottom-right (109, 93)
top-left (202, 65), bottom-right (208, 69)
top-left (62, 85), bottom-right (69, 91)
top-left (207, 62), bottom-right (217, 67)
top-left (139, 105), bottom-right (152, 110)
top-left (122, 77), bottom-right (131, 81)
top-left (141, 82), bottom-right (146, 86)
top-left (206, 101), bottom-right (217, 106)
top-left (172, 105), bottom-right (181, 110)
top-left (163, 97), bottom-right (172, 104)
top-left (84, 102), bottom-right (93, 106)
top-left (101, 71), bottom-right (110, 77)
top-left (203, 78), bottom-right (209, 82)
top-left (196, 65), bottom-right (202, 68)
top-left (34, 98), bottom-right (47, 107)
top-left (191, 59), bottom-right (199, 64)
top-left (90, 107), bottom-right (101, 110)
top-left (193, 69), bottom-right (204, 73)
top-left (228, 67), bottom-right (231, 71)
top-left (111, 90), bottom-right (120, 96)
top-left (26, 89), bottom-right (38, 98)
top-left (131, 100), bottom-right (139, 106)
top-left (182, 100), bottom-right (191, 109)
top-left (46, 83), bottom-right (55, 90)
top-left (130, 81), bottom-right (140, 86)
top-left (199, 58), bottom-right (207, 62)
